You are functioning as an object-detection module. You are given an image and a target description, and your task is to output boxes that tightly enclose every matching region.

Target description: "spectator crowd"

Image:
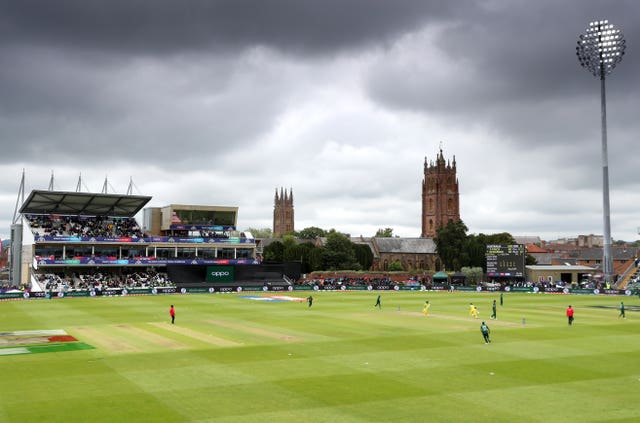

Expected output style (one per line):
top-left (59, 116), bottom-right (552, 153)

top-left (27, 214), bottom-right (144, 238)
top-left (35, 270), bottom-right (174, 293)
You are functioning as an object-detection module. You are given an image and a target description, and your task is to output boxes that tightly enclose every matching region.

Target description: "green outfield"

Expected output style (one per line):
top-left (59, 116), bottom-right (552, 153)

top-left (1, 291), bottom-right (639, 422)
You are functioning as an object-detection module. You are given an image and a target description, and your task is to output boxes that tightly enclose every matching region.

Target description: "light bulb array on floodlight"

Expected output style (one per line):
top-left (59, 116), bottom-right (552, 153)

top-left (577, 20), bottom-right (626, 78)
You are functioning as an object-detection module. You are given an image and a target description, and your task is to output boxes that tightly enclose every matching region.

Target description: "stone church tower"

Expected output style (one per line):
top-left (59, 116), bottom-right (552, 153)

top-left (421, 148), bottom-right (460, 238)
top-left (273, 187), bottom-right (294, 237)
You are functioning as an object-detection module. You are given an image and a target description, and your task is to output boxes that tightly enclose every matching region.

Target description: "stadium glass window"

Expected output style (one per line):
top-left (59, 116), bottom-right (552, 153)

top-left (199, 249), bottom-right (217, 259)
top-left (155, 247), bottom-right (176, 259)
top-left (219, 248), bottom-right (235, 259)
top-left (66, 246), bottom-right (93, 258)
top-left (176, 248), bottom-right (197, 259)
top-left (122, 247), bottom-right (146, 259)
top-left (93, 247), bottom-right (119, 258)
top-left (173, 210), bottom-right (236, 226)
top-left (236, 249), bottom-right (253, 259)
top-left (35, 246), bottom-right (64, 260)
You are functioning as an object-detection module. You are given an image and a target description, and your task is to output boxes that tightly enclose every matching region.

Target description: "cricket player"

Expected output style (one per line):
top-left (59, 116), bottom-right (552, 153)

top-left (469, 303), bottom-right (479, 319)
top-left (423, 300), bottom-right (430, 316)
top-left (480, 321), bottom-right (491, 344)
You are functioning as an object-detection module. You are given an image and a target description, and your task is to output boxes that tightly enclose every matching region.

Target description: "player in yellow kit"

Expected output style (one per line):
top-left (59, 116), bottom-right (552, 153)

top-left (469, 303), bottom-right (479, 319)
top-left (423, 300), bottom-right (430, 316)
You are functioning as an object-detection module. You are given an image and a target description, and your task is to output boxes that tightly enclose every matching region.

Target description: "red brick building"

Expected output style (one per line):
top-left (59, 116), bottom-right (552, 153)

top-left (421, 148), bottom-right (460, 238)
top-left (273, 187), bottom-right (294, 237)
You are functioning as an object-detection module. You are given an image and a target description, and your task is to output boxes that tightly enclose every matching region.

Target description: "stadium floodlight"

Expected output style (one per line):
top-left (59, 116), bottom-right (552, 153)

top-left (576, 20), bottom-right (626, 285)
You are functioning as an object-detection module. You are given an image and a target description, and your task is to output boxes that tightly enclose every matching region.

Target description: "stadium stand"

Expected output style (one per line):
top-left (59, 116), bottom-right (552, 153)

top-left (12, 188), bottom-right (291, 291)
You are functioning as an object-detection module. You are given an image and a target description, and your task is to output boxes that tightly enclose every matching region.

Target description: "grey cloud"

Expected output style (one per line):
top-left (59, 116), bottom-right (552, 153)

top-left (0, 0), bottom-right (473, 56)
top-left (365, 0), bottom-right (640, 149)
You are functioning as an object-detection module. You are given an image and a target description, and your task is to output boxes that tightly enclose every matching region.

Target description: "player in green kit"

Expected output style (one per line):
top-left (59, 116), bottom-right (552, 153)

top-left (480, 321), bottom-right (491, 344)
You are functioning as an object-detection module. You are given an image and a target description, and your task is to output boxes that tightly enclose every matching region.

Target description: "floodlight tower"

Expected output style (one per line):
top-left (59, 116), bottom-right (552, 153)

top-left (576, 20), bottom-right (626, 284)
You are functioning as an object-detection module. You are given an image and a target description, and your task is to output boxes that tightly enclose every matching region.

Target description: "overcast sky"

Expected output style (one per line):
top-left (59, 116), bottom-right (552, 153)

top-left (1, 0), bottom-right (639, 242)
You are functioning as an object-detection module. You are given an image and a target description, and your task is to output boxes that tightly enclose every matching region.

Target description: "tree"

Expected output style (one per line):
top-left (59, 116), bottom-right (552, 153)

top-left (263, 240), bottom-right (283, 261)
top-left (374, 228), bottom-right (395, 237)
top-left (282, 235), bottom-right (301, 262)
top-left (297, 226), bottom-right (327, 240)
top-left (242, 227), bottom-right (272, 238)
top-left (353, 243), bottom-right (374, 270)
top-left (485, 232), bottom-right (516, 245)
top-left (321, 232), bottom-right (360, 270)
top-left (461, 266), bottom-right (483, 285)
top-left (302, 243), bottom-right (323, 272)
top-left (434, 220), bottom-right (469, 271)
top-left (388, 261), bottom-right (403, 271)
top-left (464, 235), bottom-right (486, 269)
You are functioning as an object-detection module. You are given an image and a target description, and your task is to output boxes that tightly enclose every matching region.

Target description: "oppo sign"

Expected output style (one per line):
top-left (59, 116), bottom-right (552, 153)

top-left (206, 266), bottom-right (235, 282)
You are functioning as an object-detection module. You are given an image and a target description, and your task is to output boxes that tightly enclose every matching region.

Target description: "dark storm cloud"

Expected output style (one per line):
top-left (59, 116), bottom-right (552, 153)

top-left (0, 0), bottom-right (476, 168)
top-left (366, 0), bottom-right (640, 148)
top-left (0, 0), bottom-right (472, 55)
top-left (0, 51), bottom-right (283, 166)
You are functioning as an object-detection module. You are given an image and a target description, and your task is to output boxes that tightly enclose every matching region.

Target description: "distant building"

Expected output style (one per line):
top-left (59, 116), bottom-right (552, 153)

top-left (547, 234), bottom-right (603, 248)
top-left (273, 187), bottom-right (294, 237)
top-left (421, 148), bottom-right (460, 238)
top-left (0, 240), bottom-right (9, 270)
top-left (526, 241), bottom-right (637, 284)
top-left (514, 235), bottom-right (542, 245)
top-left (526, 265), bottom-right (595, 285)
top-left (352, 237), bottom-right (439, 272)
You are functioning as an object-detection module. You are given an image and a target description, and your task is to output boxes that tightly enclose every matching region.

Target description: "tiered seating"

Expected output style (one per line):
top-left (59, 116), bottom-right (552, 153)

top-left (26, 214), bottom-right (144, 238)
top-left (33, 271), bottom-right (174, 292)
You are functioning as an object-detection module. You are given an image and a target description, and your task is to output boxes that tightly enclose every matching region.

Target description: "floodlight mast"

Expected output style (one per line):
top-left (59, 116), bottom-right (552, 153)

top-left (576, 20), bottom-right (626, 284)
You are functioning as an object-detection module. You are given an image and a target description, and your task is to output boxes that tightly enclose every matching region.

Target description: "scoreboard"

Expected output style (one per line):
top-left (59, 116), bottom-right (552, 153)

top-left (486, 244), bottom-right (525, 278)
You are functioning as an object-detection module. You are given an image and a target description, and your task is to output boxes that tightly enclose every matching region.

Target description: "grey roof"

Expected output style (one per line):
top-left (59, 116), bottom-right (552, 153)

top-left (567, 247), bottom-right (637, 260)
top-left (527, 265), bottom-right (595, 271)
top-left (19, 190), bottom-right (151, 217)
top-left (529, 253), bottom-right (565, 265)
top-left (374, 237), bottom-right (436, 254)
top-left (351, 237), bottom-right (378, 258)
top-left (531, 247), bottom-right (637, 264)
